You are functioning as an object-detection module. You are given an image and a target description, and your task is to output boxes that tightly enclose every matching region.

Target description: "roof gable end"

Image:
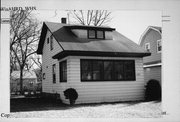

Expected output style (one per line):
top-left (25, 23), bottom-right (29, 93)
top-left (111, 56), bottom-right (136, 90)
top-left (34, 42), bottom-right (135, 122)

top-left (139, 26), bottom-right (162, 45)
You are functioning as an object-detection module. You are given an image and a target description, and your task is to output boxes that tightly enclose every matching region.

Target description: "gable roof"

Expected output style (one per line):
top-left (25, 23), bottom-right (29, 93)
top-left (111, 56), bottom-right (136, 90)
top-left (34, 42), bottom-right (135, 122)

top-left (37, 22), bottom-right (150, 59)
top-left (150, 26), bottom-right (161, 33)
top-left (139, 26), bottom-right (162, 45)
top-left (11, 71), bottom-right (37, 79)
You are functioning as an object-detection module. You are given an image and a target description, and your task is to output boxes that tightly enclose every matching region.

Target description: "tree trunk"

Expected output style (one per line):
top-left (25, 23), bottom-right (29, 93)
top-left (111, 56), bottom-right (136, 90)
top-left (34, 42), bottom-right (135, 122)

top-left (19, 68), bottom-right (23, 95)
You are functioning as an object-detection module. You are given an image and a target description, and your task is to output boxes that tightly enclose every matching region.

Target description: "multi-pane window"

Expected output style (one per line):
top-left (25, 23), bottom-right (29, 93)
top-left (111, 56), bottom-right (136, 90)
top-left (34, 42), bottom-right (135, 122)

top-left (157, 39), bottom-right (161, 53)
top-left (60, 61), bottom-right (67, 82)
top-left (50, 35), bottom-right (53, 50)
top-left (88, 30), bottom-right (105, 39)
top-left (52, 64), bottom-right (56, 83)
top-left (145, 43), bottom-right (150, 52)
top-left (81, 59), bottom-right (135, 81)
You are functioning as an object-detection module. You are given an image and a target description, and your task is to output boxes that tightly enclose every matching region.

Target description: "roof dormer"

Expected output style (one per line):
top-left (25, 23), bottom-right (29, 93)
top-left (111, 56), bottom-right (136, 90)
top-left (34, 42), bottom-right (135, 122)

top-left (65, 25), bottom-right (115, 40)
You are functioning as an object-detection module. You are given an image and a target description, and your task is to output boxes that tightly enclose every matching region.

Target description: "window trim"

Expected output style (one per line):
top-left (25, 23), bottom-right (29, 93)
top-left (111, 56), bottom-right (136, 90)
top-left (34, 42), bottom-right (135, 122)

top-left (87, 29), bottom-right (105, 39)
top-left (145, 43), bottom-right (150, 52)
top-left (52, 64), bottom-right (56, 83)
top-left (80, 59), bottom-right (136, 82)
top-left (157, 39), bottom-right (161, 53)
top-left (60, 60), bottom-right (67, 82)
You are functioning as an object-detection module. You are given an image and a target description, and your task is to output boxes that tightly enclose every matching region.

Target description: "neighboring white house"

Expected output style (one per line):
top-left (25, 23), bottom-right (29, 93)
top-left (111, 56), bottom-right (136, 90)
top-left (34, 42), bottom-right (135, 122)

top-left (139, 26), bottom-right (162, 85)
top-left (10, 70), bottom-right (38, 93)
top-left (37, 20), bottom-right (150, 104)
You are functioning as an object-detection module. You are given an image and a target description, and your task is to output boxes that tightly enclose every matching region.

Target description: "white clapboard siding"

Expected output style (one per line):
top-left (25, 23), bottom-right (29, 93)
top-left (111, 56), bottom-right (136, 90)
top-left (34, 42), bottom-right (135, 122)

top-left (53, 56), bottom-right (145, 104)
top-left (42, 30), bottom-right (63, 93)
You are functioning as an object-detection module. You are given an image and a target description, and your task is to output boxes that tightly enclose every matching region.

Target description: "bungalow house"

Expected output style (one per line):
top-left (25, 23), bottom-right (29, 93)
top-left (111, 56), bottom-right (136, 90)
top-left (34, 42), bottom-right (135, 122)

top-left (37, 20), bottom-right (150, 104)
top-left (139, 26), bottom-right (162, 85)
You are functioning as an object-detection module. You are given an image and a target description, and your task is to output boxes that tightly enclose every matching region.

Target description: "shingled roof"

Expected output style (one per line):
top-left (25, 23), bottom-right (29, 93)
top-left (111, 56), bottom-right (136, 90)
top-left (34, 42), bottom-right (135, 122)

top-left (37, 22), bottom-right (150, 59)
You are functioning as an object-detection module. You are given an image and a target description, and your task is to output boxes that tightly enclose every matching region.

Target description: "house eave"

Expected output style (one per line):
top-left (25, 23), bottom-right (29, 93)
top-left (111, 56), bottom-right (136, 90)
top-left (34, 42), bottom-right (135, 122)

top-left (52, 51), bottom-right (151, 60)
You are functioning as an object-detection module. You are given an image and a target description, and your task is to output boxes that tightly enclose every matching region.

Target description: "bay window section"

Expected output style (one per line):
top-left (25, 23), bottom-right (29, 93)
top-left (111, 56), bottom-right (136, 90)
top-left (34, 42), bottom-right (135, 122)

top-left (81, 60), bottom-right (92, 81)
top-left (124, 61), bottom-right (135, 80)
top-left (103, 61), bottom-right (113, 80)
top-left (80, 59), bottom-right (135, 81)
top-left (114, 61), bottom-right (124, 80)
top-left (92, 61), bottom-right (103, 80)
top-left (60, 61), bottom-right (67, 82)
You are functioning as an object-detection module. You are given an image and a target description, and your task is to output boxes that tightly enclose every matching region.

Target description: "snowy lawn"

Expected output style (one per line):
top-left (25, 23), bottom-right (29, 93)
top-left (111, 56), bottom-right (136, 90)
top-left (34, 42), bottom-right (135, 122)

top-left (10, 98), bottom-right (161, 118)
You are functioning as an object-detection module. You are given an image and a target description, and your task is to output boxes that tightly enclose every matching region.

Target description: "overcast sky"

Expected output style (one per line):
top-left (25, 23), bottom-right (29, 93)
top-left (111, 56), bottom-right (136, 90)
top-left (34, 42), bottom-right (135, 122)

top-left (34, 10), bottom-right (162, 44)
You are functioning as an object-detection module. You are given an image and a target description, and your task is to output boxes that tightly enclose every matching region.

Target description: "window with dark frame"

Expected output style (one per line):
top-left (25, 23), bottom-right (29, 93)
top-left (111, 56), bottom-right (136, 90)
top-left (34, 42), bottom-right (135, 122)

top-left (88, 30), bottom-right (105, 39)
top-left (81, 59), bottom-right (135, 81)
top-left (157, 39), bottom-right (161, 53)
top-left (50, 35), bottom-right (53, 50)
top-left (60, 61), bottom-right (67, 82)
top-left (43, 73), bottom-right (46, 80)
top-left (47, 37), bottom-right (49, 44)
top-left (52, 64), bottom-right (56, 83)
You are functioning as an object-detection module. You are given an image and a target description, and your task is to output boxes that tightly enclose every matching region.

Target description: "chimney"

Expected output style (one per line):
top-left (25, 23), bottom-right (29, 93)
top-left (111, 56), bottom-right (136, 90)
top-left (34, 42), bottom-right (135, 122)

top-left (61, 18), bottom-right (67, 24)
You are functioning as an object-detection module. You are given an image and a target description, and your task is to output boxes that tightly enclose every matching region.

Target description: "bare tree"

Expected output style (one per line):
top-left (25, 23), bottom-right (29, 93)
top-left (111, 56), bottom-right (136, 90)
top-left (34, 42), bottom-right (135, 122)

top-left (30, 55), bottom-right (42, 70)
top-left (10, 10), bottom-right (41, 94)
top-left (68, 10), bottom-right (112, 26)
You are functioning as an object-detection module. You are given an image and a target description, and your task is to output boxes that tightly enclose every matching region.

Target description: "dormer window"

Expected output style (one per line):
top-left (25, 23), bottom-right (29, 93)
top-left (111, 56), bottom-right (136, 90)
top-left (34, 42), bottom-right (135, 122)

top-left (97, 30), bottom-right (104, 39)
top-left (88, 30), bottom-right (105, 39)
top-left (88, 30), bottom-right (96, 39)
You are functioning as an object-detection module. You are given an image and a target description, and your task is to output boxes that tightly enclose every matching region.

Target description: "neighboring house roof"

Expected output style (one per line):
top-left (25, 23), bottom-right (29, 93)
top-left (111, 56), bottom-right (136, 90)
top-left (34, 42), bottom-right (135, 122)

top-left (150, 26), bottom-right (161, 33)
top-left (11, 71), bottom-right (37, 79)
top-left (37, 22), bottom-right (150, 59)
top-left (139, 26), bottom-right (162, 45)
